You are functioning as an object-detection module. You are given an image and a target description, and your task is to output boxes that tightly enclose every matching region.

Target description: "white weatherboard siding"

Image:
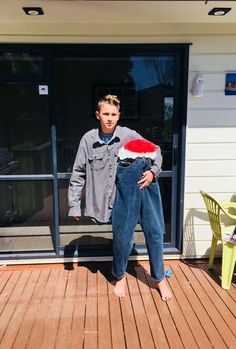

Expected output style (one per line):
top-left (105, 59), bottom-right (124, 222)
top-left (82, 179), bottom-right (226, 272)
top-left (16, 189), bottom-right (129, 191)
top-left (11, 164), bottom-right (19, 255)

top-left (184, 43), bottom-right (236, 258)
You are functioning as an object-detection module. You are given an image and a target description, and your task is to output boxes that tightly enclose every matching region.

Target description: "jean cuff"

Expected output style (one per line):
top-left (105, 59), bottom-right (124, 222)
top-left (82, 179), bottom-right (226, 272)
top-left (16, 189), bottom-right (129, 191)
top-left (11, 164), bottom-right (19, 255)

top-left (112, 270), bottom-right (126, 280)
top-left (150, 274), bottom-right (165, 282)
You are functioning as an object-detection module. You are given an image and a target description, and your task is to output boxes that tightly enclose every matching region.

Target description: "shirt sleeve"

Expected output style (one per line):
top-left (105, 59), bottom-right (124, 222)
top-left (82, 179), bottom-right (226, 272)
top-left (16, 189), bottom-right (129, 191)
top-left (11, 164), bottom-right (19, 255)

top-left (68, 137), bottom-right (87, 217)
top-left (150, 145), bottom-right (163, 180)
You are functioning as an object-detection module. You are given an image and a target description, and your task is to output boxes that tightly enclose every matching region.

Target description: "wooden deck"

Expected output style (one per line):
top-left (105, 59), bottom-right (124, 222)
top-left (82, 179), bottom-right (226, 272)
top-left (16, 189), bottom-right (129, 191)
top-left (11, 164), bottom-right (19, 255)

top-left (0, 259), bottom-right (235, 349)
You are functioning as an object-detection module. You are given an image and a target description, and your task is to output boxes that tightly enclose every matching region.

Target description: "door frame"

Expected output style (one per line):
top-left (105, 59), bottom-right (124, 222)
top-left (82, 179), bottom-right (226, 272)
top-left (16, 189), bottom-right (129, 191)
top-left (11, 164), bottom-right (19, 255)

top-left (0, 43), bottom-right (189, 260)
top-left (52, 43), bottom-right (190, 255)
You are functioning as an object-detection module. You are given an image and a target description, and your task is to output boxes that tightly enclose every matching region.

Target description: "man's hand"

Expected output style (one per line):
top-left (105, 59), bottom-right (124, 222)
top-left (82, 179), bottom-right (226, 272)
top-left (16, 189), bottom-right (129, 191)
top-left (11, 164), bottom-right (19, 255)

top-left (73, 216), bottom-right (80, 221)
top-left (138, 170), bottom-right (154, 189)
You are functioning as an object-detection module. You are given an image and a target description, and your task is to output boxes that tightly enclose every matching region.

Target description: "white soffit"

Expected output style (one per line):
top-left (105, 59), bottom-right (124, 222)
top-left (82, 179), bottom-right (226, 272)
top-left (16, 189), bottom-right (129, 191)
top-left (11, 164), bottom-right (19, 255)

top-left (0, 1), bottom-right (236, 24)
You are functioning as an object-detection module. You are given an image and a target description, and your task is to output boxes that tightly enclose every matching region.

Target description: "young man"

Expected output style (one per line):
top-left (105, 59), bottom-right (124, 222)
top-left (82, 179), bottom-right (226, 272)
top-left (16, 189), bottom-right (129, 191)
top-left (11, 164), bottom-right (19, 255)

top-left (68, 95), bottom-right (172, 301)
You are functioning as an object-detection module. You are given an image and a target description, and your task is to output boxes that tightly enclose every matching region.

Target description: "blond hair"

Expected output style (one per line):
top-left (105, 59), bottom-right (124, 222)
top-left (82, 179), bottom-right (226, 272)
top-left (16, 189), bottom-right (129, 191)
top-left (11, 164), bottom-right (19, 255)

top-left (97, 94), bottom-right (120, 112)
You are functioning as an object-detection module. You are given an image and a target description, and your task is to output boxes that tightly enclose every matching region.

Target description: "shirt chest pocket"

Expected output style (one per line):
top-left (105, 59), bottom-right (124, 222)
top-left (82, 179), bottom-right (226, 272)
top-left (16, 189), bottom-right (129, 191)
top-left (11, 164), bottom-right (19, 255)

top-left (89, 153), bottom-right (105, 171)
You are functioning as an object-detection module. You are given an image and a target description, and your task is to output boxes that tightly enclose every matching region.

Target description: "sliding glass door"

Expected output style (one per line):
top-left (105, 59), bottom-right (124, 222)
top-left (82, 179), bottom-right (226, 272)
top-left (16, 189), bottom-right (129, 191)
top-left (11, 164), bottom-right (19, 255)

top-left (53, 45), bottom-right (188, 256)
top-left (0, 44), bottom-right (188, 259)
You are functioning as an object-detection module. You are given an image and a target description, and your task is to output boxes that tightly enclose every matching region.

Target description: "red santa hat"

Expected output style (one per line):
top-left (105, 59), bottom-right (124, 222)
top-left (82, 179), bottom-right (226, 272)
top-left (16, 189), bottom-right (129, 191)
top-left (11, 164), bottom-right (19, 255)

top-left (118, 139), bottom-right (157, 161)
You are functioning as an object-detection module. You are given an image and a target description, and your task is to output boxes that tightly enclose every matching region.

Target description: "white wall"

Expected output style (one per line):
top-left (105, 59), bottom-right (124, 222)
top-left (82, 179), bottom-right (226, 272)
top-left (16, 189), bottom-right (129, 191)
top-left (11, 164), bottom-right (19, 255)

top-left (183, 37), bottom-right (236, 257)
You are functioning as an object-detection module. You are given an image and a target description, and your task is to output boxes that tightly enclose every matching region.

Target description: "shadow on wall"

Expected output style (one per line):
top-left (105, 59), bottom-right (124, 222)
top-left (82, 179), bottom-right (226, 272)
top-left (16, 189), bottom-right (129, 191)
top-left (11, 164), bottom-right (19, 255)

top-left (183, 193), bottom-right (236, 258)
top-left (183, 208), bottom-right (211, 258)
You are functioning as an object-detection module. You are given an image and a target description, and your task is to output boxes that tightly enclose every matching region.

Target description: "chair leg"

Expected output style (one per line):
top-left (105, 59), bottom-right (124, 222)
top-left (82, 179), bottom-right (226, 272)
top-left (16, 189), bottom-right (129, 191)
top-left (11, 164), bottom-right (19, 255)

top-left (221, 242), bottom-right (236, 290)
top-left (209, 236), bottom-right (218, 269)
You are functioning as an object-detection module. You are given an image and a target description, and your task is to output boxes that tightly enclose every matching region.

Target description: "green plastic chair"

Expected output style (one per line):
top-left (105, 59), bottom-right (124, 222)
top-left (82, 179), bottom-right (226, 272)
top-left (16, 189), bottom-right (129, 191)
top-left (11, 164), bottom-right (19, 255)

top-left (200, 190), bottom-right (236, 289)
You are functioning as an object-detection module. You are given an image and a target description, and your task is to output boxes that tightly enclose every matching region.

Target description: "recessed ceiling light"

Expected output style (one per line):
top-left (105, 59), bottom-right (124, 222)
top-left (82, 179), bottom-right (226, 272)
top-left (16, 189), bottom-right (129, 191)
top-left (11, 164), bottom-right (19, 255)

top-left (23, 7), bottom-right (44, 16)
top-left (208, 8), bottom-right (231, 16)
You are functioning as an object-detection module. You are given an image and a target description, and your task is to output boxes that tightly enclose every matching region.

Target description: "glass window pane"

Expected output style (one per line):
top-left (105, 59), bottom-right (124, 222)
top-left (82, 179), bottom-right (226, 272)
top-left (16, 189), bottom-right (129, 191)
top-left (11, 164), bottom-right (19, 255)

top-left (0, 83), bottom-right (51, 174)
top-left (53, 55), bottom-right (174, 173)
top-left (0, 181), bottom-right (54, 253)
top-left (0, 52), bottom-right (45, 76)
top-left (59, 180), bottom-right (112, 255)
top-left (159, 177), bottom-right (172, 243)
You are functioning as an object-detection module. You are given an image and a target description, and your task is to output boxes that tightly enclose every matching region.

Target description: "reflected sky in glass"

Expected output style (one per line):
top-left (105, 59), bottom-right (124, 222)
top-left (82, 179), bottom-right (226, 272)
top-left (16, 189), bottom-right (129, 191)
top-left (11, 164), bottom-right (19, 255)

top-left (130, 56), bottom-right (174, 91)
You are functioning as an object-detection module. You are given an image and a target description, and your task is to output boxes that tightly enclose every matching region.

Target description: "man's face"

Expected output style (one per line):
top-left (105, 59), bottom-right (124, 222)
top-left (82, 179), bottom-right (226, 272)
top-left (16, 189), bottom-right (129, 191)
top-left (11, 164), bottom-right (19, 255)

top-left (95, 103), bottom-right (120, 134)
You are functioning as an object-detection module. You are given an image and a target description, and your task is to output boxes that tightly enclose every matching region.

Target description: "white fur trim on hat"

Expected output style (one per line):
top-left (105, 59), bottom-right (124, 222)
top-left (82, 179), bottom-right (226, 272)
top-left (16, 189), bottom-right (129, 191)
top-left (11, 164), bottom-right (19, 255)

top-left (118, 139), bottom-right (157, 160)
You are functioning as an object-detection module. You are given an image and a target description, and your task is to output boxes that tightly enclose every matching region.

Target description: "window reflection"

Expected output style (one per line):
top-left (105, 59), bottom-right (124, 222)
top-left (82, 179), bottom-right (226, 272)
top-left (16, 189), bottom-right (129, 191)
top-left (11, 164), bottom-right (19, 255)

top-left (0, 83), bottom-right (51, 174)
top-left (130, 56), bottom-right (174, 90)
top-left (53, 55), bottom-right (174, 173)
top-left (0, 52), bottom-right (44, 76)
top-left (0, 181), bottom-right (54, 253)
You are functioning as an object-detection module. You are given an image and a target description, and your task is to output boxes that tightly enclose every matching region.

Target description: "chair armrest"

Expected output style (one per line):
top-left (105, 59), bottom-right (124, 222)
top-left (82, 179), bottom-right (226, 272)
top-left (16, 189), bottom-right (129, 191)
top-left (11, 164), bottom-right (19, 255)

top-left (219, 202), bottom-right (236, 220)
top-left (221, 202), bottom-right (236, 209)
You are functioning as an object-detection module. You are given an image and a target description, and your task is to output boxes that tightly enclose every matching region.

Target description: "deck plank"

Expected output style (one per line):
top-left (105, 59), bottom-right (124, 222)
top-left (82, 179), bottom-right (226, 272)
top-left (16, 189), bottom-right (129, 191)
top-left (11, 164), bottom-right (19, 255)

top-left (108, 279), bottom-right (127, 349)
top-left (26, 268), bottom-right (61, 349)
top-left (12, 269), bottom-right (50, 349)
top-left (126, 271), bottom-right (156, 349)
top-left (171, 263), bottom-right (226, 349)
top-left (0, 269), bottom-right (41, 349)
top-left (146, 270), bottom-right (184, 349)
top-left (55, 269), bottom-right (77, 349)
top-left (168, 265), bottom-right (212, 349)
top-left (84, 267), bottom-right (98, 349)
top-left (69, 266), bottom-right (87, 349)
top-left (0, 270), bottom-right (30, 343)
top-left (135, 265), bottom-right (169, 349)
top-left (97, 269), bottom-right (112, 349)
top-left (120, 292), bottom-right (141, 349)
top-left (0, 271), bottom-right (12, 294)
top-left (40, 268), bottom-right (68, 349)
top-left (0, 271), bottom-right (19, 315)
top-left (180, 262), bottom-right (229, 349)
top-left (0, 260), bottom-right (235, 349)
top-left (196, 264), bottom-right (236, 320)
top-left (190, 264), bottom-right (236, 347)
top-left (164, 265), bottom-right (200, 349)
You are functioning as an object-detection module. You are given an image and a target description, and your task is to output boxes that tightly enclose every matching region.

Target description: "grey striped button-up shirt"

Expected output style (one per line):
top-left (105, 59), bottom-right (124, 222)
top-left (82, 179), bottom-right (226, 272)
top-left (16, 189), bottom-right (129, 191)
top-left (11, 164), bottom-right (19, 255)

top-left (68, 125), bottom-right (162, 223)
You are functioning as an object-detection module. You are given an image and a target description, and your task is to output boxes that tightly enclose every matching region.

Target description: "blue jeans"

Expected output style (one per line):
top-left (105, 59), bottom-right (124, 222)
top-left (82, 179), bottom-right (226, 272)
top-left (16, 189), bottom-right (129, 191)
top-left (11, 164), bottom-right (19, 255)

top-left (112, 157), bottom-right (165, 281)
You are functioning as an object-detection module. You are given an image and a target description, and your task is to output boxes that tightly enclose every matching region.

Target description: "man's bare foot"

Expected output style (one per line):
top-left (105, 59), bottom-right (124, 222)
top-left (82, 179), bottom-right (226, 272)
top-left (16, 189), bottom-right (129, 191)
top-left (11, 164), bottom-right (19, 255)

top-left (114, 275), bottom-right (126, 298)
top-left (156, 278), bottom-right (173, 302)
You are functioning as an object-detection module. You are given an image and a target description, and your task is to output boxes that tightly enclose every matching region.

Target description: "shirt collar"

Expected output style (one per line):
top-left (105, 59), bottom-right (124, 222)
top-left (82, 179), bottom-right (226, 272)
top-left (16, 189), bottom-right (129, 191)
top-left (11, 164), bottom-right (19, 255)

top-left (93, 126), bottom-right (121, 147)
